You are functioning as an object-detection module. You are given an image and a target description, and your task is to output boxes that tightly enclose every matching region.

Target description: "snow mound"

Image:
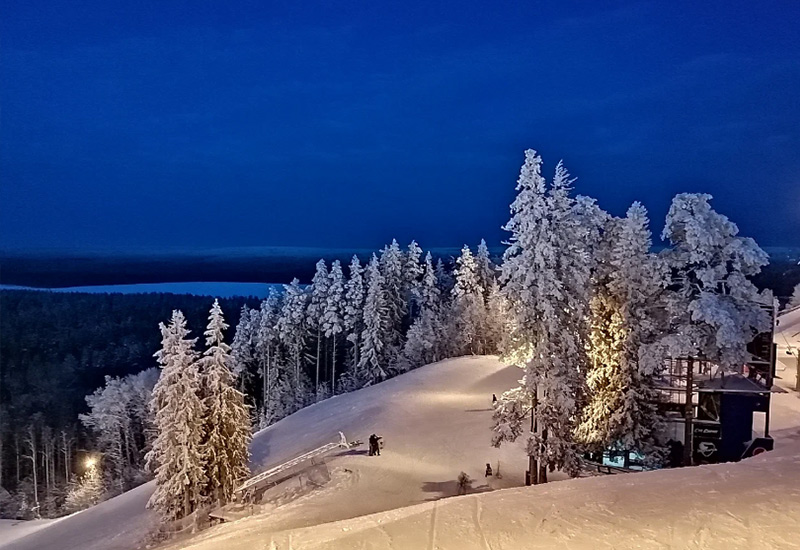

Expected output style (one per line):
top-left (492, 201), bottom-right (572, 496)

top-left (0, 482), bottom-right (156, 550)
top-left (257, 445), bottom-right (800, 550)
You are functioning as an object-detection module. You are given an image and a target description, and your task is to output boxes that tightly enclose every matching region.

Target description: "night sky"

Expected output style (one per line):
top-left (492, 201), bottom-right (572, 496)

top-left (2, 1), bottom-right (799, 251)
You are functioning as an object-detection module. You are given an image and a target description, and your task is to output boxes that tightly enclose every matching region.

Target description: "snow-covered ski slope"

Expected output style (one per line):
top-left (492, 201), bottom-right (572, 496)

top-left (2, 356), bottom-right (530, 550)
top-left (250, 443), bottom-right (800, 550)
top-left (4, 356), bottom-right (800, 550)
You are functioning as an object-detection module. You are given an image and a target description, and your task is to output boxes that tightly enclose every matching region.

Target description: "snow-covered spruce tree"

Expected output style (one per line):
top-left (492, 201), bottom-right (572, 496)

top-left (276, 279), bottom-right (311, 413)
top-left (62, 460), bottom-right (103, 514)
top-left (255, 290), bottom-right (282, 428)
top-left (343, 255), bottom-right (366, 374)
top-left (146, 310), bottom-right (206, 523)
top-left (230, 305), bottom-right (256, 392)
top-left (307, 260), bottom-right (330, 400)
top-left (435, 257), bottom-right (455, 296)
top-left (80, 376), bottom-right (129, 491)
top-left (400, 309), bottom-right (440, 372)
top-left (323, 260), bottom-right (345, 394)
top-left (495, 151), bottom-right (547, 366)
top-left (575, 203), bottom-right (668, 460)
top-left (417, 252), bottom-right (442, 314)
top-left (400, 252), bottom-right (444, 370)
top-left (80, 369), bottom-right (158, 491)
top-left (659, 193), bottom-right (770, 369)
top-left (451, 245), bottom-right (487, 355)
top-left (198, 300), bottom-right (251, 506)
top-left (356, 255), bottom-right (389, 386)
top-left (492, 151), bottom-right (602, 480)
top-left (379, 240), bottom-right (406, 364)
top-left (475, 239), bottom-right (496, 299)
top-left (404, 240), bottom-right (424, 318)
top-left (484, 279), bottom-right (508, 354)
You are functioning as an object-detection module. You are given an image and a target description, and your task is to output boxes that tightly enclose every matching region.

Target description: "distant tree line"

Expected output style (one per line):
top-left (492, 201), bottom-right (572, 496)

top-left (228, 240), bottom-right (505, 431)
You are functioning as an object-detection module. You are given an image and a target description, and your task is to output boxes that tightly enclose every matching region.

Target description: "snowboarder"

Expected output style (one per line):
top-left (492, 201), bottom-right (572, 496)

top-left (492, 393), bottom-right (497, 405)
top-left (485, 463), bottom-right (493, 477)
top-left (369, 434), bottom-right (382, 456)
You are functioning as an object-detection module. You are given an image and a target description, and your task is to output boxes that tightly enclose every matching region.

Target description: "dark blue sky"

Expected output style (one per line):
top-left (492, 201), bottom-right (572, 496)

top-left (2, 1), bottom-right (799, 251)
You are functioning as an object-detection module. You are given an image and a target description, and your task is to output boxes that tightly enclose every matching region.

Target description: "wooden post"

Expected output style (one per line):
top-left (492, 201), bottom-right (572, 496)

top-left (527, 393), bottom-right (536, 486)
top-left (683, 358), bottom-right (694, 467)
top-left (795, 351), bottom-right (799, 393)
top-left (529, 384), bottom-right (548, 484)
top-left (538, 429), bottom-right (548, 484)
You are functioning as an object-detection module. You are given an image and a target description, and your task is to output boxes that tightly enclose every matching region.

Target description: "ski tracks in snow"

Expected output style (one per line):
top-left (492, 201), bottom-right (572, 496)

top-left (427, 500), bottom-right (438, 550)
top-left (472, 495), bottom-right (492, 550)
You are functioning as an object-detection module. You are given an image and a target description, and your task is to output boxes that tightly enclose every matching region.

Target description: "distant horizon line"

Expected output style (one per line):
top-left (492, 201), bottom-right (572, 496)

top-left (0, 243), bottom-right (501, 256)
top-left (2, 243), bottom-right (799, 258)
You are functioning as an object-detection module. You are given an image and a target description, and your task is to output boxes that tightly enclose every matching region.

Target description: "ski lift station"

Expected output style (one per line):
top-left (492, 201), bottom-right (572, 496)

top-left (593, 302), bottom-right (781, 472)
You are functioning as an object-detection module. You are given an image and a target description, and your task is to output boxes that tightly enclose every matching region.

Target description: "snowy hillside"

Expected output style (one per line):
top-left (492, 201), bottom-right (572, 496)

top-left (4, 355), bottom-right (799, 550)
top-left (164, 369), bottom-right (800, 550)
top-left (2, 356), bottom-right (530, 550)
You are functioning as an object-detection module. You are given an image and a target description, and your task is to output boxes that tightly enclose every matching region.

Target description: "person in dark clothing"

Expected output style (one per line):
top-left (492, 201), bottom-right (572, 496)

top-left (667, 439), bottom-right (684, 468)
top-left (369, 434), bottom-right (382, 456)
top-left (485, 463), bottom-right (493, 477)
top-left (492, 394), bottom-right (497, 405)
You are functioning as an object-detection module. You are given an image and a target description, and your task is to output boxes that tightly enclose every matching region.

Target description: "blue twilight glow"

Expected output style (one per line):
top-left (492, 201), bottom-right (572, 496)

top-left (2, 1), bottom-right (799, 250)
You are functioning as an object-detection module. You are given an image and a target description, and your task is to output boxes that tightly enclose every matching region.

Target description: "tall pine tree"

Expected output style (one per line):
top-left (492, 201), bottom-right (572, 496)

top-left (323, 260), bottom-right (345, 394)
top-left (493, 151), bottom-right (602, 480)
top-left (344, 255), bottom-right (366, 373)
top-left (307, 260), bottom-right (330, 399)
top-left (379, 240), bottom-right (406, 363)
top-left (256, 291), bottom-right (282, 427)
top-left (451, 245), bottom-right (487, 355)
top-left (276, 279), bottom-right (311, 412)
top-left (357, 255), bottom-right (389, 386)
top-left (199, 300), bottom-right (251, 506)
top-left (660, 193), bottom-right (770, 368)
top-left (404, 241), bottom-right (424, 318)
top-left (576, 203), bottom-right (667, 460)
top-left (401, 252), bottom-right (444, 370)
top-left (146, 311), bottom-right (206, 522)
top-left (475, 239), bottom-right (496, 300)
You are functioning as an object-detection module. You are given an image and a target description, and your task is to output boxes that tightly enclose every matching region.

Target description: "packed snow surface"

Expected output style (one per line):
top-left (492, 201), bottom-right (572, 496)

top-left (0, 519), bottom-right (64, 547)
top-left (4, 356), bottom-right (800, 550)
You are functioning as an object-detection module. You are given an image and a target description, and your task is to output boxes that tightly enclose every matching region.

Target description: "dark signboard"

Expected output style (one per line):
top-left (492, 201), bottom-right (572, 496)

top-left (693, 423), bottom-right (721, 463)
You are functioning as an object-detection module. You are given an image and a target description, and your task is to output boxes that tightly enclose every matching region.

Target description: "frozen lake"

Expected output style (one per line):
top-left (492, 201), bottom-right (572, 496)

top-left (0, 281), bottom-right (280, 298)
